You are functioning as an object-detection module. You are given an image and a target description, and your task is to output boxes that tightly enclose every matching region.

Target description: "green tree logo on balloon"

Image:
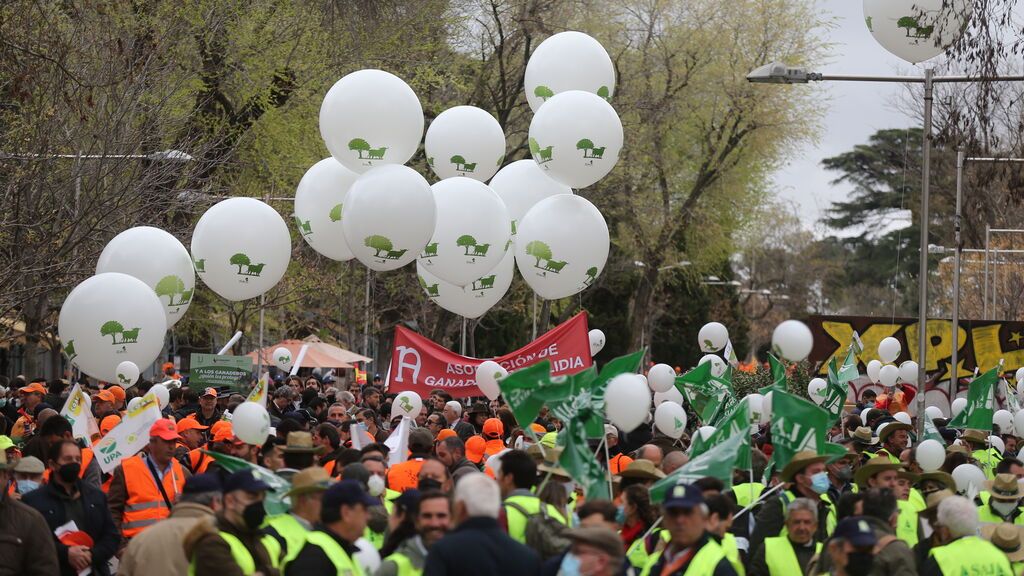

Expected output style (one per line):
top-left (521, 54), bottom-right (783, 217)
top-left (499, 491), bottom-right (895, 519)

top-left (597, 86), bottom-right (611, 101)
top-left (294, 215), bottom-right (313, 236)
top-left (100, 321), bottom-right (140, 345)
top-left (154, 274), bottom-right (193, 310)
top-left (449, 155), bottom-right (477, 173)
top-left (525, 240), bottom-right (567, 276)
top-left (455, 235), bottom-right (490, 257)
top-left (329, 204), bottom-right (343, 222)
top-left (471, 275), bottom-right (496, 293)
top-left (897, 15), bottom-right (934, 39)
top-left (529, 138), bottom-right (554, 165)
top-left (117, 372), bottom-right (132, 386)
top-left (582, 266), bottom-right (599, 287)
top-left (193, 258), bottom-right (206, 273)
top-left (418, 275), bottom-right (440, 298)
top-left (364, 235), bottom-right (407, 261)
top-left (576, 139), bottom-right (606, 164)
top-left (348, 138), bottom-right (387, 161)
top-left (229, 253), bottom-right (265, 278)
top-left (421, 242), bottom-right (439, 259)
top-left (534, 85), bottom-right (554, 101)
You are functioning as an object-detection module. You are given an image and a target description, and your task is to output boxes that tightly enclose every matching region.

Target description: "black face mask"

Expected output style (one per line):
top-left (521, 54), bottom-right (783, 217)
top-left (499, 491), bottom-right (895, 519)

top-left (57, 463), bottom-right (81, 484)
top-left (418, 477), bottom-right (443, 491)
top-left (242, 501), bottom-right (266, 530)
top-left (846, 551), bottom-right (874, 576)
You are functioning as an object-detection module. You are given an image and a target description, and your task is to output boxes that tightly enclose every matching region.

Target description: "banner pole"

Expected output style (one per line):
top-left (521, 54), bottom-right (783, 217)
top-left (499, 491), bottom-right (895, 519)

top-left (734, 481), bottom-right (786, 519)
top-left (364, 272), bottom-right (371, 356)
top-left (218, 331), bottom-right (243, 355)
top-left (603, 435), bottom-right (614, 498)
top-left (461, 316), bottom-right (467, 356)
top-left (256, 295), bottom-right (265, 379)
top-left (532, 294), bottom-right (538, 340)
top-left (592, 437), bottom-right (606, 459)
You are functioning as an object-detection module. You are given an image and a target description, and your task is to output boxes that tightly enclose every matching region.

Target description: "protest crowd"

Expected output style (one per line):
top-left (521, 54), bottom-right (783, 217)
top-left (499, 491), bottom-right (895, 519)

top-left (0, 354), bottom-right (1022, 576)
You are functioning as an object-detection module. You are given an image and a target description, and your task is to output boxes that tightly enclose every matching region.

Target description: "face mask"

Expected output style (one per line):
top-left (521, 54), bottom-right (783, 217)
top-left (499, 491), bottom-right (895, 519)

top-left (16, 480), bottom-right (39, 494)
top-left (242, 501), bottom-right (267, 530)
top-left (58, 463), bottom-right (81, 484)
top-left (418, 477), bottom-right (443, 491)
top-left (846, 551), bottom-right (875, 576)
top-left (615, 505), bottom-right (626, 525)
top-left (810, 471), bottom-right (830, 494)
top-left (0, 399), bottom-right (8, 408)
top-left (992, 500), bottom-right (1019, 518)
top-left (558, 552), bottom-right (582, 576)
top-left (368, 474), bottom-right (385, 497)
top-left (358, 422), bottom-right (368, 432)
top-left (835, 465), bottom-right (853, 482)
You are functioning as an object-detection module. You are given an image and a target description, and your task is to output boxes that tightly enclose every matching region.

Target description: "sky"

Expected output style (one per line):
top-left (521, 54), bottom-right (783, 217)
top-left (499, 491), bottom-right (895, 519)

top-left (772, 0), bottom-right (923, 233)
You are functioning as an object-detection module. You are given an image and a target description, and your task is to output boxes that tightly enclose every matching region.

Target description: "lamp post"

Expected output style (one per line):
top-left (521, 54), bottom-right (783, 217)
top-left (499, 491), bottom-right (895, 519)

top-left (748, 62), bottom-right (1024, 436)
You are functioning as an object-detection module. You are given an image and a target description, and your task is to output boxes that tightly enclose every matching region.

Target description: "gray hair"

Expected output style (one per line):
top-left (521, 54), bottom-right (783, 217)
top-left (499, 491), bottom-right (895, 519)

top-left (455, 472), bottom-right (500, 519)
top-left (937, 495), bottom-right (979, 538)
top-left (786, 498), bottom-right (819, 523)
top-left (180, 490), bottom-right (222, 508)
top-left (338, 391), bottom-right (355, 404)
top-left (445, 401), bottom-right (463, 416)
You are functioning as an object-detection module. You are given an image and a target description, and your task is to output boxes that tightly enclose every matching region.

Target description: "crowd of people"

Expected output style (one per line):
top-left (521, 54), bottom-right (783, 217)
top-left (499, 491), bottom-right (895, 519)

top-left (0, 368), bottom-right (1023, 575)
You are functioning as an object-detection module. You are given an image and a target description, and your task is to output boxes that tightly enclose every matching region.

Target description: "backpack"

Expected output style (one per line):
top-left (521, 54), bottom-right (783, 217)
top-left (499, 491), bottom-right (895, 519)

top-left (505, 501), bottom-right (570, 559)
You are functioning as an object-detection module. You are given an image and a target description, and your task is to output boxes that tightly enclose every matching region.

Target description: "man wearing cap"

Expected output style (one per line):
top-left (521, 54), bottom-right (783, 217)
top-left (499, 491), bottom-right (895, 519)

top-left (750, 497), bottom-right (821, 576)
top-left (481, 418), bottom-right (506, 457)
top-left (387, 429), bottom-right (434, 493)
top-left (824, 516), bottom-right (879, 576)
top-left (963, 428), bottom-right (1003, 479)
top-left (978, 473), bottom-right (1024, 525)
top-left (435, 436), bottom-right (479, 485)
top-left (92, 389), bottom-right (117, 421)
top-left (174, 417), bottom-right (209, 472)
top-left (751, 451), bottom-right (835, 554)
top-left (550, 526), bottom-right (626, 576)
top-left (186, 469), bottom-right (281, 575)
top-left (604, 424), bottom-right (633, 475)
top-left (921, 495), bottom-right (1014, 576)
top-left (379, 489), bottom-right (452, 576)
top-left (13, 455), bottom-right (45, 496)
top-left (285, 479), bottom-right (374, 575)
top-left (466, 402), bottom-right (490, 433)
top-left (0, 445), bottom-right (60, 575)
top-left (161, 362), bottom-right (182, 381)
top-left (107, 419), bottom-right (190, 542)
top-left (640, 482), bottom-right (737, 576)
top-left (265, 467), bottom-right (331, 567)
top-left (107, 385), bottom-right (126, 413)
top-left (195, 388), bottom-right (223, 427)
top-left (876, 422), bottom-right (912, 465)
top-left (12, 381), bottom-right (48, 442)
top-left (983, 523), bottom-right (1024, 574)
top-left (278, 431), bottom-right (321, 482)
top-left (464, 436), bottom-right (496, 478)
top-left (854, 456), bottom-right (902, 491)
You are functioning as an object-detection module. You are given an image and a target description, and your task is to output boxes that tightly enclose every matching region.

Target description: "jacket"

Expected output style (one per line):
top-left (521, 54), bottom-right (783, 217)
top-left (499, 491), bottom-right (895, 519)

top-left (117, 502), bottom-right (215, 576)
top-left (750, 488), bottom-right (833, 555)
top-left (449, 458), bottom-right (479, 485)
top-left (107, 453), bottom-right (189, 543)
top-left (815, 516), bottom-right (916, 576)
top-left (0, 492), bottom-right (60, 576)
top-left (185, 512), bottom-right (280, 576)
top-left (423, 516), bottom-right (541, 576)
top-left (22, 480), bottom-right (119, 576)
top-left (449, 421), bottom-right (475, 442)
top-left (640, 533), bottom-right (738, 576)
top-left (285, 525), bottom-right (362, 576)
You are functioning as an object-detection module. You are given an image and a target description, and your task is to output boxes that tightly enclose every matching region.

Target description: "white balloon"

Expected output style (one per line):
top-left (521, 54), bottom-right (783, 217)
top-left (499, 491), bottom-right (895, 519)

top-left (343, 165), bottom-right (437, 272)
top-left (392, 391), bottom-right (424, 420)
top-left (746, 394), bottom-right (765, 427)
top-left (293, 158), bottom-right (360, 261)
top-left (1018, 380), bottom-right (1024, 398)
top-left (525, 31), bottom-right (615, 112)
top-left (515, 194), bottom-right (609, 300)
top-left (698, 322), bottom-right (729, 353)
top-left (807, 378), bottom-right (827, 405)
top-left (878, 337), bottom-right (901, 364)
top-left (648, 364), bottom-right (677, 393)
top-left (898, 360), bottom-right (919, 384)
top-left (528, 91), bottom-right (623, 189)
top-left (589, 329), bottom-right (606, 356)
top-left (893, 411), bottom-right (912, 425)
top-left (862, 0), bottom-right (970, 64)
top-left (233, 402), bottom-right (271, 445)
top-left (990, 435), bottom-right (1006, 454)
top-left (1015, 410), bottom-right (1024, 437)
top-left (879, 364), bottom-right (900, 387)
top-left (604, 374), bottom-right (651, 432)
top-left (419, 178), bottom-right (510, 286)
top-left (867, 360), bottom-right (883, 383)
top-left (127, 397), bottom-right (143, 412)
top-left (272, 347), bottom-right (293, 372)
top-left (951, 463), bottom-right (987, 494)
top-left (654, 402), bottom-right (687, 439)
top-left (654, 386), bottom-right (684, 406)
top-left (488, 160), bottom-right (573, 236)
top-left (698, 354), bottom-right (727, 378)
top-left (762, 392), bottom-right (773, 424)
top-left (475, 361), bottom-right (507, 401)
top-left (697, 426), bottom-right (717, 442)
top-left (951, 397), bottom-right (967, 417)
top-left (115, 361), bottom-right (140, 388)
top-left (58, 273), bottom-right (167, 384)
top-left (1016, 366), bottom-right (1024, 383)
top-left (149, 384), bottom-right (170, 409)
top-left (925, 405), bottom-right (944, 421)
top-left (994, 409), bottom-right (1014, 433)
top-left (320, 69), bottom-right (423, 173)
top-left (417, 249), bottom-right (514, 319)
top-left (771, 320), bottom-right (813, 362)
top-left (916, 439), bottom-right (946, 472)
top-left (96, 227), bottom-right (196, 327)
top-left (353, 537), bottom-right (381, 575)
top-left (191, 198), bottom-right (291, 301)
top-left (425, 106), bottom-right (506, 181)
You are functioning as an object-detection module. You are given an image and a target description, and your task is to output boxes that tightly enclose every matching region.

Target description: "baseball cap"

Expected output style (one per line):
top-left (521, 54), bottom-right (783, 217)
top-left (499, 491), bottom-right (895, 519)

top-left (322, 479), bottom-right (377, 509)
top-left (107, 385), bottom-right (126, 404)
top-left (663, 482), bottom-right (704, 511)
top-left (435, 429), bottom-right (458, 442)
top-left (604, 424), bottom-right (619, 438)
top-left (183, 473), bottom-right (222, 494)
top-left (466, 436), bottom-right (486, 463)
top-left (211, 421), bottom-right (234, 443)
top-left (529, 423), bottom-right (547, 435)
top-left (150, 419), bottom-right (181, 441)
top-left (100, 415), bottom-right (121, 435)
top-left (483, 418), bottom-right (504, 439)
top-left (202, 387), bottom-right (218, 398)
top-left (19, 382), bottom-right (46, 395)
top-left (224, 469), bottom-right (272, 493)
top-left (409, 428), bottom-right (433, 452)
top-left (162, 362), bottom-right (176, 371)
top-left (92, 390), bottom-right (115, 404)
top-left (13, 456), bottom-right (45, 475)
top-left (833, 516), bottom-right (878, 547)
top-left (177, 418), bottom-right (209, 434)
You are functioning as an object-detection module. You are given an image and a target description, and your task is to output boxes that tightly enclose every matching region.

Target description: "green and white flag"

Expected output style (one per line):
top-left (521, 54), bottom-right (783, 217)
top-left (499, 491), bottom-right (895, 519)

top-left (1003, 379), bottom-right (1021, 415)
top-left (650, 432), bottom-right (746, 502)
top-left (760, 353), bottom-right (788, 395)
top-left (558, 415), bottom-right (610, 500)
top-left (837, 347), bottom-right (860, 383)
top-left (947, 365), bottom-right (999, 430)
top-left (851, 330), bottom-right (864, 355)
top-left (724, 339), bottom-right (739, 367)
top-left (769, 391), bottom-right (830, 471)
top-left (499, 361), bottom-right (573, 432)
top-left (821, 442), bottom-right (850, 462)
top-left (923, 411), bottom-right (945, 445)
top-left (203, 450), bottom-right (292, 515)
top-left (690, 397), bottom-right (752, 469)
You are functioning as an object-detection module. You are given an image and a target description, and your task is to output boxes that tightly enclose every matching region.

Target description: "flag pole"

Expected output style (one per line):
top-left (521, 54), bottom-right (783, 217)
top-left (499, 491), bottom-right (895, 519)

top-left (734, 481), bottom-right (786, 519)
top-left (603, 436), bottom-right (614, 498)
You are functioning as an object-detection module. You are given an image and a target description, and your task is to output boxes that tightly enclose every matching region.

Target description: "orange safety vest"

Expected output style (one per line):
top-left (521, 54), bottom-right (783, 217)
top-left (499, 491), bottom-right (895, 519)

top-left (387, 458), bottom-right (425, 492)
top-left (610, 453), bottom-right (633, 475)
top-left (121, 455), bottom-right (185, 538)
top-left (188, 448), bottom-right (211, 474)
top-left (43, 447), bottom-right (94, 483)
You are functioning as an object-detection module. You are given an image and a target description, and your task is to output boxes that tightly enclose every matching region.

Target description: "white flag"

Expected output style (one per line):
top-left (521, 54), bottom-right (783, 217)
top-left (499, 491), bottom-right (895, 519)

top-left (724, 339), bottom-right (738, 367)
top-left (247, 373), bottom-right (269, 407)
top-left (92, 395), bottom-right (162, 473)
top-left (384, 417), bottom-right (411, 467)
top-left (60, 384), bottom-right (97, 442)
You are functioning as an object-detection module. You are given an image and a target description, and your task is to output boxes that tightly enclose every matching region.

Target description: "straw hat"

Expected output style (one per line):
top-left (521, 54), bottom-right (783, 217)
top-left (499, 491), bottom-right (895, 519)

top-left (854, 456), bottom-right (903, 487)
top-left (285, 466), bottom-right (334, 498)
top-left (961, 429), bottom-right (989, 445)
top-left (983, 523), bottom-right (1024, 562)
top-left (878, 422), bottom-right (912, 443)
top-left (916, 471), bottom-right (956, 493)
top-left (780, 451), bottom-right (828, 482)
top-left (987, 473), bottom-right (1022, 502)
top-left (851, 427), bottom-right (879, 446)
top-left (924, 488), bottom-right (955, 514)
top-left (282, 431), bottom-right (321, 454)
top-left (537, 447), bottom-right (571, 478)
top-left (618, 459), bottom-right (666, 481)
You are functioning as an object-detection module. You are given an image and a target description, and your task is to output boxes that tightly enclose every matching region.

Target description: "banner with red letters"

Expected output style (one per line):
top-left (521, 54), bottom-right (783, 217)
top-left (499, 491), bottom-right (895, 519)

top-left (386, 312), bottom-right (592, 398)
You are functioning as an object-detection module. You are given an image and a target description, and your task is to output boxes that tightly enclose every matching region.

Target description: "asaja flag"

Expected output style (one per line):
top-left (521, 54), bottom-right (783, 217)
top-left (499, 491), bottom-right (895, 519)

top-left (571, 349), bottom-right (645, 438)
top-left (558, 412), bottom-right (610, 500)
top-left (92, 395), bottom-right (162, 474)
top-left (947, 365), bottom-right (999, 430)
top-left (650, 432), bottom-right (746, 502)
top-left (1003, 378), bottom-right (1021, 415)
top-left (852, 330), bottom-right (864, 355)
top-left (500, 361), bottom-right (573, 434)
top-left (690, 397), bottom-right (752, 470)
top-left (769, 391), bottom-right (830, 471)
top-left (246, 373), bottom-right (269, 407)
top-left (60, 383), bottom-right (98, 442)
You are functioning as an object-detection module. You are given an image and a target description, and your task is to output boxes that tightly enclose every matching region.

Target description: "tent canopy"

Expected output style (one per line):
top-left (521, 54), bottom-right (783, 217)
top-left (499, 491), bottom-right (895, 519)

top-left (248, 335), bottom-right (371, 369)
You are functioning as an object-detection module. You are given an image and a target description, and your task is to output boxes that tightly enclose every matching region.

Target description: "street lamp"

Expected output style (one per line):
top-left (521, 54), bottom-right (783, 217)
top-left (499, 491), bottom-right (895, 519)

top-left (748, 61), bottom-right (1024, 436)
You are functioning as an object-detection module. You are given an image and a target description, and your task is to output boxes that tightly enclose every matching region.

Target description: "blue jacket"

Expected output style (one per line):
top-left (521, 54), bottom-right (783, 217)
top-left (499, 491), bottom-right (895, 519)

top-left (22, 480), bottom-right (119, 576)
top-left (424, 516), bottom-right (541, 576)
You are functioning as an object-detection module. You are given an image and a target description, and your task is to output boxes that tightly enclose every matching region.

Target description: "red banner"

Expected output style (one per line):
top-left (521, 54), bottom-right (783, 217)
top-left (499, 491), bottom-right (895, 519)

top-left (386, 312), bottom-right (592, 398)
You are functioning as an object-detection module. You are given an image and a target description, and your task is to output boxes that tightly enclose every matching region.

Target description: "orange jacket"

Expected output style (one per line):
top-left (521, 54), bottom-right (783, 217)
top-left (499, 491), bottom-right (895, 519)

top-left (609, 453), bottom-right (633, 475)
top-left (387, 458), bottom-right (426, 492)
top-left (120, 455), bottom-right (185, 538)
top-left (188, 448), bottom-right (211, 475)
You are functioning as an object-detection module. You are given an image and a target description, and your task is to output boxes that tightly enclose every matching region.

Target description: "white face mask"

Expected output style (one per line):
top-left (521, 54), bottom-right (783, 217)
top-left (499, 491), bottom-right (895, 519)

top-left (367, 474), bottom-right (386, 497)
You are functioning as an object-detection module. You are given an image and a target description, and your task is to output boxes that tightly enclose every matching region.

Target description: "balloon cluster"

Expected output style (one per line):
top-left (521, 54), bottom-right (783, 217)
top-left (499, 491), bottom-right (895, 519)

top-left (863, 337), bottom-right (919, 388)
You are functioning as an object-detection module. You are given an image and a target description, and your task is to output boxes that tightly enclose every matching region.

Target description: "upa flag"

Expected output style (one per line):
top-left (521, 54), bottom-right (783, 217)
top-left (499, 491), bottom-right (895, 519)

top-left (769, 391), bottom-right (830, 471)
top-left (92, 395), bottom-right (162, 474)
top-left (246, 373), bottom-right (269, 407)
top-left (60, 383), bottom-right (98, 442)
top-left (948, 365), bottom-right (999, 430)
top-left (650, 433), bottom-right (746, 502)
top-left (690, 397), bottom-right (752, 469)
top-left (355, 364), bottom-right (367, 386)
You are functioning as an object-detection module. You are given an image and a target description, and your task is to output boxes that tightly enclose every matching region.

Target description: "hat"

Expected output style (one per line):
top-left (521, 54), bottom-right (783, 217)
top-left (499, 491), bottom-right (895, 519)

top-left (466, 436), bottom-right (486, 463)
top-left (530, 423), bottom-right (548, 435)
top-left (878, 422), bottom-right (912, 443)
top-left (286, 466), bottom-right (334, 497)
top-left (924, 488), bottom-right (955, 513)
top-left (780, 451), bottom-right (828, 482)
top-left (150, 419), bottom-right (181, 441)
top-left (282, 432), bottom-right (321, 454)
top-left (211, 421), bottom-right (234, 443)
top-left (851, 426), bottom-right (879, 446)
top-left (983, 524), bottom-right (1024, 561)
top-left (18, 382), bottom-right (46, 395)
top-left (962, 429), bottom-right (989, 445)
top-left (988, 473), bottom-right (1022, 502)
top-left (603, 424), bottom-right (618, 438)
top-left (394, 489), bottom-right (421, 510)
top-left (435, 429), bottom-right (458, 442)
top-left (467, 402), bottom-right (490, 416)
top-left (409, 429), bottom-right (434, 453)
top-left (833, 516), bottom-right (878, 547)
top-left (537, 447), bottom-right (570, 478)
top-left (224, 469), bottom-right (272, 493)
top-left (162, 362), bottom-right (176, 371)
top-left (540, 431), bottom-right (558, 449)
top-left (917, 471), bottom-right (956, 493)
top-left (483, 418), bottom-right (504, 439)
top-left (202, 387), bottom-right (218, 398)
top-left (0, 436), bottom-right (14, 452)
top-left (13, 456), bottom-right (44, 474)
top-left (946, 444), bottom-right (970, 455)
top-left (323, 479), bottom-right (377, 509)
top-left (619, 459), bottom-right (666, 481)
top-left (565, 527), bottom-right (625, 559)
top-left (897, 469), bottom-right (919, 484)
top-left (663, 482), bottom-right (704, 511)
top-left (108, 386), bottom-right (126, 404)
top-left (177, 418), bottom-right (209, 434)
top-left (100, 415), bottom-right (121, 435)
top-left (854, 456), bottom-right (903, 487)
top-left (183, 473), bottom-right (223, 494)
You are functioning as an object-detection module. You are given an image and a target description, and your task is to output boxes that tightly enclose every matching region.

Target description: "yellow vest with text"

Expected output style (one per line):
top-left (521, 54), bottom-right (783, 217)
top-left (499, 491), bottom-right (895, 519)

top-left (383, 551), bottom-right (422, 576)
top-left (263, 514), bottom-right (308, 565)
top-left (189, 531), bottom-right (281, 576)
top-left (503, 494), bottom-right (568, 544)
top-left (929, 536), bottom-right (1014, 576)
top-left (640, 538), bottom-right (728, 576)
top-left (764, 536), bottom-right (820, 576)
top-left (292, 531), bottom-right (365, 576)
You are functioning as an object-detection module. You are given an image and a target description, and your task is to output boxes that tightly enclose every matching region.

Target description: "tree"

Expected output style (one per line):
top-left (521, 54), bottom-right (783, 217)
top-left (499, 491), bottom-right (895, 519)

top-left (365, 235), bottom-right (393, 257)
top-left (329, 204), bottom-right (343, 222)
top-left (349, 138), bottom-right (371, 159)
top-left (456, 234), bottom-right (477, 255)
top-left (576, 139), bottom-right (595, 157)
top-left (597, 86), bottom-right (610, 100)
top-left (534, 85), bottom-right (554, 100)
top-left (450, 154), bottom-right (466, 169)
top-left (897, 16), bottom-right (920, 36)
top-left (525, 241), bottom-right (552, 266)
top-left (154, 275), bottom-right (185, 304)
top-left (100, 321), bottom-right (124, 344)
top-left (229, 253), bottom-right (251, 274)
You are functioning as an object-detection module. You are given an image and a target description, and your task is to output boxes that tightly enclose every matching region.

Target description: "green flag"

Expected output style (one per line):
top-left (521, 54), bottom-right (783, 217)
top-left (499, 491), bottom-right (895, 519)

top-left (650, 433), bottom-right (746, 502)
top-left (923, 411), bottom-right (946, 445)
top-left (821, 442), bottom-right (850, 463)
top-left (203, 450), bottom-right (291, 515)
top-left (947, 366), bottom-right (999, 430)
top-left (823, 347), bottom-right (857, 424)
top-left (557, 415), bottom-right (610, 500)
top-left (691, 397), bottom-right (752, 469)
top-left (499, 361), bottom-right (573, 430)
top-left (769, 391), bottom-right (830, 472)
top-left (759, 353), bottom-right (788, 395)
top-left (580, 349), bottom-right (646, 438)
